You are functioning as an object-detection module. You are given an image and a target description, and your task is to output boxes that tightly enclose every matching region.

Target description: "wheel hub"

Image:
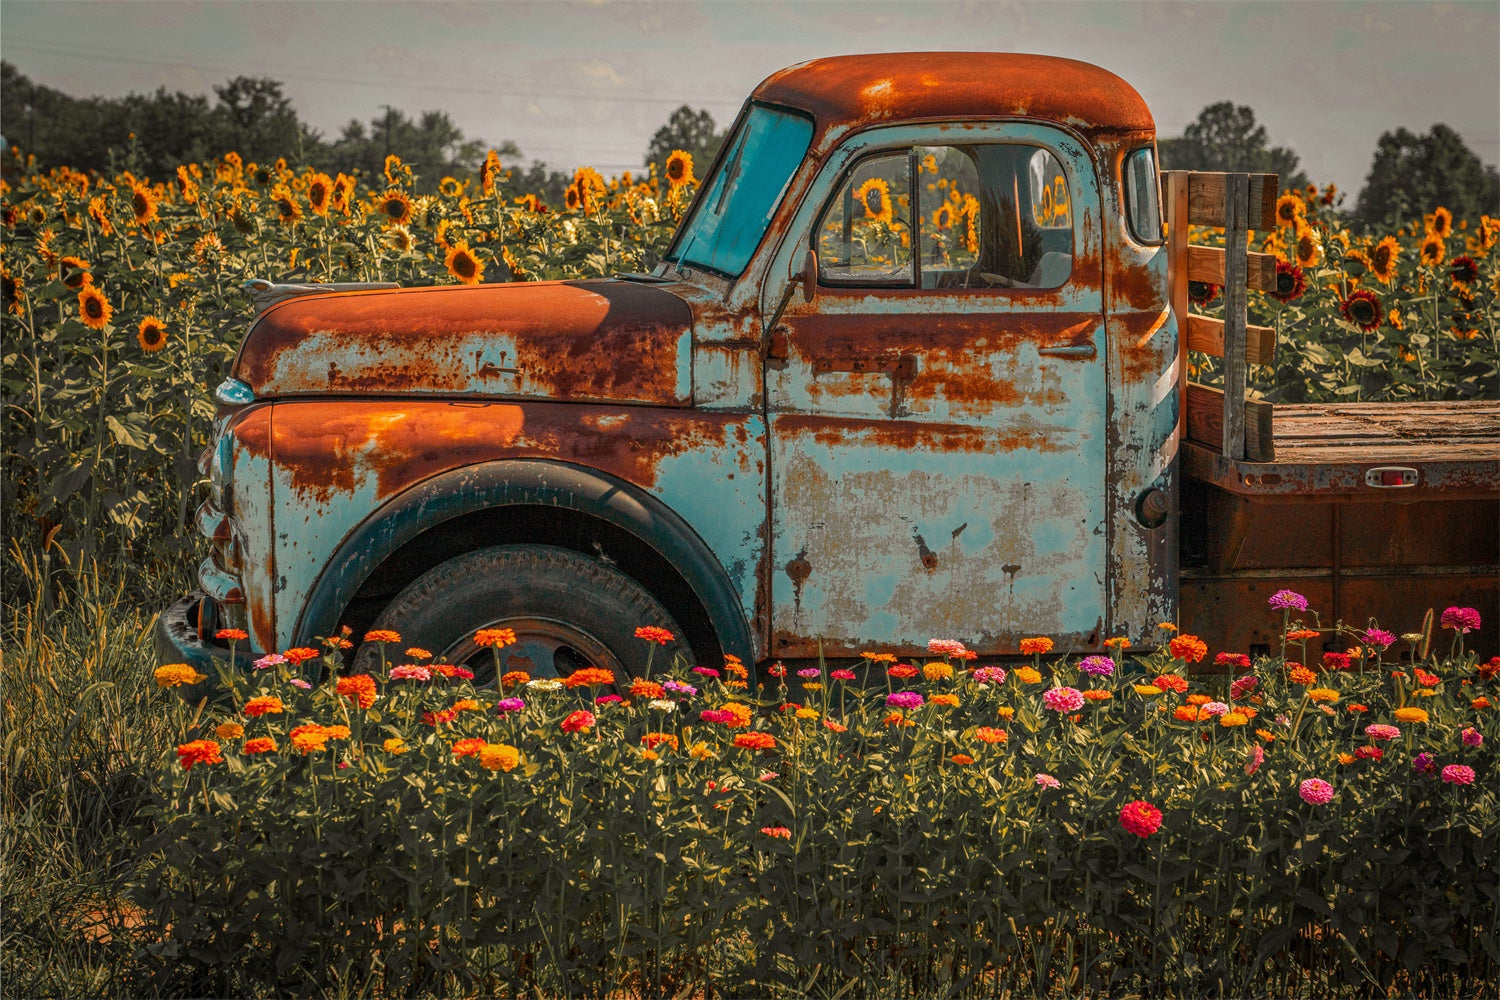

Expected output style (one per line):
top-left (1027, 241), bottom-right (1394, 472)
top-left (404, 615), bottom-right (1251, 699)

top-left (441, 616), bottom-right (622, 687)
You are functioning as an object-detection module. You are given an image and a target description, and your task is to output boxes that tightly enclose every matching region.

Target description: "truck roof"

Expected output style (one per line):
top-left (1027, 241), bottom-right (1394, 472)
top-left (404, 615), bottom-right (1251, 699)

top-left (751, 52), bottom-right (1154, 141)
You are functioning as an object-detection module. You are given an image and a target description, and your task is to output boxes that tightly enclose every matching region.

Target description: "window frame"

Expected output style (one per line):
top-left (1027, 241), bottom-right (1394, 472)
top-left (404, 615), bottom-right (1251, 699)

top-left (1122, 145), bottom-right (1164, 246)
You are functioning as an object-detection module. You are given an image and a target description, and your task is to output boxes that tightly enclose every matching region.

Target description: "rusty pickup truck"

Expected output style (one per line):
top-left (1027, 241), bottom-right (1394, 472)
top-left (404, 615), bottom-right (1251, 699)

top-left (158, 52), bottom-right (1499, 681)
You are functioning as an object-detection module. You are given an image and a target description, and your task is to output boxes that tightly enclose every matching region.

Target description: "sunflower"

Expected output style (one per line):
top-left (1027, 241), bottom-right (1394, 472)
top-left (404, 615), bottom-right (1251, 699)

top-left (564, 184), bottom-right (582, 211)
top-left (1449, 255), bottom-right (1479, 286)
top-left (1369, 235), bottom-right (1399, 284)
top-left (131, 183), bottom-right (159, 225)
top-left (1478, 215), bottom-right (1498, 253)
top-left (306, 173), bottom-right (333, 216)
top-left (1419, 233), bottom-right (1446, 268)
top-left (439, 176), bottom-right (464, 198)
top-left (2, 266), bottom-right (23, 316)
top-left (193, 232), bottom-right (224, 268)
top-left (445, 240), bottom-right (484, 284)
top-left (573, 167), bottom-right (607, 210)
top-left (1320, 182), bottom-right (1338, 206)
top-left (1188, 281), bottom-right (1221, 306)
top-left (1270, 259), bottom-right (1306, 303)
top-left (379, 189), bottom-right (413, 226)
top-left (961, 193), bottom-right (980, 255)
top-left (59, 256), bottom-right (92, 289)
top-left (931, 204), bottom-right (953, 230)
top-left (386, 225), bottom-right (415, 253)
top-left (854, 177), bottom-right (893, 223)
top-left (271, 185), bottom-right (302, 226)
top-left (513, 193), bottom-right (542, 213)
top-left (136, 314), bottom-right (168, 352)
top-left (1340, 288), bottom-right (1382, 332)
top-left (27, 203), bottom-right (48, 226)
top-left (175, 164), bottom-right (199, 204)
top-left (481, 149), bottom-right (503, 196)
top-left (1388, 308), bottom-right (1405, 331)
top-left (78, 285), bottom-right (112, 329)
top-left (1341, 248), bottom-right (1369, 278)
top-left (1294, 224), bottom-right (1321, 268)
top-left (1426, 206), bottom-right (1452, 239)
top-left (330, 173), bottom-right (356, 214)
top-left (664, 149), bottom-right (696, 189)
top-left (251, 164), bottom-right (271, 187)
top-left (1275, 192), bottom-right (1305, 228)
top-left (384, 154), bottom-right (404, 184)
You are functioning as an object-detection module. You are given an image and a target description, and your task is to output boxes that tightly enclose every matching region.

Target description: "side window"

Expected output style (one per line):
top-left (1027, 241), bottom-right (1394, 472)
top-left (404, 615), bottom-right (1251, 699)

top-left (817, 153), bottom-right (913, 285)
top-left (916, 143), bottom-right (1074, 290)
top-left (1123, 146), bottom-right (1163, 245)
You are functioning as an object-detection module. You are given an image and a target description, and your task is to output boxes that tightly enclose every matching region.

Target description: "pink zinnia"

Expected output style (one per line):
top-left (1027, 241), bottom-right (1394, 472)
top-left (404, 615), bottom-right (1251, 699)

top-left (1042, 686), bottom-right (1085, 712)
top-left (1215, 652), bottom-right (1252, 670)
top-left (1362, 628), bottom-right (1397, 649)
top-left (1230, 675), bottom-right (1259, 700)
top-left (829, 668), bottom-right (856, 681)
top-left (389, 664), bottom-right (432, 681)
top-left (1119, 800), bottom-right (1163, 837)
top-left (1034, 773), bottom-right (1061, 789)
top-left (1441, 764), bottom-right (1476, 785)
top-left (595, 693), bottom-right (624, 706)
top-left (1245, 744), bottom-right (1265, 775)
top-left (1201, 701), bottom-right (1229, 717)
top-left (1079, 656), bottom-right (1115, 676)
top-left (699, 709), bottom-right (732, 724)
top-left (1268, 589), bottom-right (1309, 611)
top-left (1364, 723), bottom-right (1401, 741)
top-left (973, 666), bottom-right (1008, 684)
top-left (1461, 727), bottom-right (1484, 747)
top-left (796, 667), bottom-right (820, 679)
top-left (253, 653), bottom-right (287, 670)
top-left (1440, 607), bottom-right (1481, 633)
top-left (927, 638), bottom-right (967, 657)
top-left (887, 691), bottom-right (924, 710)
top-left (1299, 778), bottom-right (1334, 805)
top-left (290, 678), bottom-right (312, 690)
top-left (560, 709), bottom-right (596, 733)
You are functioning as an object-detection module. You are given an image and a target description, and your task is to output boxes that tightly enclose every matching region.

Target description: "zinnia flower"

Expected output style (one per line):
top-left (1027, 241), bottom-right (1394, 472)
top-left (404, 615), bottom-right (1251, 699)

top-left (974, 726), bottom-right (1008, 743)
top-left (564, 667), bottom-right (615, 689)
top-left (282, 647), bottom-right (319, 665)
top-left (1461, 727), bottom-right (1483, 747)
top-left (475, 627), bottom-right (517, 647)
top-left (760, 825), bottom-right (791, 839)
top-left (922, 661), bottom-right (954, 681)
top-left (383, 737), bottom-right (409, 754)
top-left (1440, 607), bottom-right (1481, 633)
top-left (1365, 723), bottom-right (1401, 741)
top-left (1034, 773), bottom-right (1061, 789)
top-left (493, 697), bottom-right (524, 713)
top-left (1289, 665), bottom-right (1317, 685)
top-left (887, 691), bottom-right (925, 710)
top-left (1019, 637), bottom-right (1053, 655)
top-left (635, 626), bottom-right (675, 644)
top-left (1307, 687), bottom-right (1339, 704)
top-left (1362, 629), bottom-right (1396, 649)
top-left (1168, 634), bottom-right (1208, 663)
top-left (1268, 589), bottom-right (1309, 611)
top-left (663, 680), bottom-right (698, 696)
top-left (973, 666), bottom-right (1007, 684)
top-left (1119, 799), bottom-right (1163, 836)
top-left (1015, 667), bottom-right (1042, 684)
top-left (930, 693), bottom-right (959, 707)
top-left (390, 664), bottom-right (432, 681)
top-left (479, 743), bottom-right (520, 772)
top-left (215, 722), bottom-right (244, 741)
top-left (243, 695), bottom-right (284, 717)
top-left (561, 710), bottom-right (595, 733)
top-left (1413, 752), bottom-right (1438, 775)
top-left (950, 753), bottom-right (975, 765)
top-left (1441, 764), bottom-right (1476, 785)
top-left (1245, 744), bottom-right (1265, 774)
top-left (830, 668), bottom-right (856, 681)
top-left (176, 739), bottom-right (223, 770)
top-left (1153, 673), bottom-right (1189, 694)
top-left (336, 674), bottom-right (378, 709)
top-left (244, 737), bottom-right (277, 754)
top-left (154, 663), bottom-right (207, 688)
top-left (1299, 778), bottom-right (1334, 805)
top-left (1394, 707), bottom-right (1429, 724)
top-left (1230, 675), bottom-right (1259, 699)
top-left (1043, 687), bottom-right (1085, 712)
top-left (527, 678), bottom-right (563, 692)
top-left (452, 737), bottom-right (487, 759)
top-left (1079, 655), bottom-right (1115, 677)
top-left (734, 732), bottom-right (777, 750)
top-left (927, 638), bottom-right (967, 657)
top-left (1216, 652), bottom-right (1252, 670)
top-left (887, 664), bottom-right (919, 678)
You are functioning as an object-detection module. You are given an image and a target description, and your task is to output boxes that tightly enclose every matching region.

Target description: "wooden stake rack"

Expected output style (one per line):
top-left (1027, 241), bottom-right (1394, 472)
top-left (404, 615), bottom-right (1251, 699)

top-left (1163, 170), bottom-right (1279, 462)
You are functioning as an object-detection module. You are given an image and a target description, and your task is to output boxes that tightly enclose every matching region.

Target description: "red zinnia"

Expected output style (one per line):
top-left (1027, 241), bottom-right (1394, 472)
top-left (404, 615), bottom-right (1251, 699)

top-left (282, 647), bottom-right (319, 665)
top-left (561, 710), bottom-right (596, 733)
top-left (1119, 799), bottom-right (1163, 837)
top-left (176, 739), bottom-right (224, 770)
top-left (733, 732), bottom-right (777, 751)
top-left (634, 626), bottom-right (675, 645)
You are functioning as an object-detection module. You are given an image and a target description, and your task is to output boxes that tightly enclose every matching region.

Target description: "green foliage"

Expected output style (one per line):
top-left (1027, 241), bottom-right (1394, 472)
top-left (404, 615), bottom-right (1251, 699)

top-left (131, 625), bottom-right (1498, 997)
top-left (1354, 124), bottom-right (1500, 231)
top-left (1158, 101), bottom-right (1310, 193)
top-left (644, 105), bottom-right (725, 182)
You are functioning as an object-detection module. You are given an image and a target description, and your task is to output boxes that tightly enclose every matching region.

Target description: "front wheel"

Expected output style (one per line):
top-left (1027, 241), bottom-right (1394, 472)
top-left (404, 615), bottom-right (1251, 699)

top-left (349, 544), bottom-right (691, 685)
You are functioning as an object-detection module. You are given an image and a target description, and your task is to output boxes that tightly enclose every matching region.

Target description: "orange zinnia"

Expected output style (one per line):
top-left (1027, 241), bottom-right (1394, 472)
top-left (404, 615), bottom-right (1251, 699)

top-left (733, 732), bottom-right (777, 750)
top-left (336, 674), bottom-right (378, 709)
top-left (1168, 634), bottom-right (1208, 663)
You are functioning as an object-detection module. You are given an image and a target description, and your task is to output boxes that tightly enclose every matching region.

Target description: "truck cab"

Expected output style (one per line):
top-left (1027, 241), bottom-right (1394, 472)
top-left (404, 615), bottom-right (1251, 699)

top-left (159, 52), bottom-right (1497, 679)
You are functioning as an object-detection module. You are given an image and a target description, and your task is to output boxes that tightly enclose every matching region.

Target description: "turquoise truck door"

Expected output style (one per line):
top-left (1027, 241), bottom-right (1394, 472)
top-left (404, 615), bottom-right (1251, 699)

top-left (765, 123), bottom-right (1107, 657)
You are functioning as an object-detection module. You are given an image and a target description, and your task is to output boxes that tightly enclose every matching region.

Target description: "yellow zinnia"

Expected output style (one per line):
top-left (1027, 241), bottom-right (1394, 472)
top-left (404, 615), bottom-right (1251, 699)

top-left (479, 743), bottom-right (520, 772)
top-left (154, 663), bottom-right (207, 687)
top-left (1393, 706), bottom-right (1429, 723)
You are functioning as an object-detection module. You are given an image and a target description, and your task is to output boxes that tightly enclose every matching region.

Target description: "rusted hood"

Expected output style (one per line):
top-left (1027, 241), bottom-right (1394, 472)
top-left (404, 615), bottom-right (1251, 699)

top-left (233, 279), bottom-right (694, 405)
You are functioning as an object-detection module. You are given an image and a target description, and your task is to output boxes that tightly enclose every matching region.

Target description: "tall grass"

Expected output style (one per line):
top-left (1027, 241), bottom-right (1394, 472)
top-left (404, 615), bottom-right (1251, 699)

top-left (0, 546), bottom-right (191, 998)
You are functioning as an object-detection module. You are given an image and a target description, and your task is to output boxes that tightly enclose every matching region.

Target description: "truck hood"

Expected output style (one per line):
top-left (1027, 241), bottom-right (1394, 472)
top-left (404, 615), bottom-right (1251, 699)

top-left (233, 279), bottom-right (693, 406)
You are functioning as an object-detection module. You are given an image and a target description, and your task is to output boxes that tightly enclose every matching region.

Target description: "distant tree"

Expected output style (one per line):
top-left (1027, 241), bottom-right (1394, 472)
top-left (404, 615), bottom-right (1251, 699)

top-left (321, 107), bottom-right (507, 192)
top-left (644, 105), bottom-right (725, 182)
top-left (1352, 124), bottom-right (1500, 230)
top-left (209, 76), bottom-right (318, 165)
top-left (508, 160), bottom-right (572, 207)
top-left (1158, 101), bottom-right (1309, 193)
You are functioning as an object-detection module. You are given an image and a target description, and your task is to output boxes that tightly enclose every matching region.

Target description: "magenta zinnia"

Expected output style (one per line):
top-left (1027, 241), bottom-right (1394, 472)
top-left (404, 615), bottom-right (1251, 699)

top-left (1119, 800), bottom-right (1163, 837)
top-left (1440, 607), bottom-right (1481, 633)
top-left (1299, 778), bottom-right (1334, 805)
top-left (1441, 764), bottom-right (1476, 785)
top-left (1043, 686), bottom-right (1085, 712)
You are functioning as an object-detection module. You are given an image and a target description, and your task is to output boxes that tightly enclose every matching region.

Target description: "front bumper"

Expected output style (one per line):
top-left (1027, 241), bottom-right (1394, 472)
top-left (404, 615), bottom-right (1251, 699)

top-left (156, 590), bottom-right (255, 674)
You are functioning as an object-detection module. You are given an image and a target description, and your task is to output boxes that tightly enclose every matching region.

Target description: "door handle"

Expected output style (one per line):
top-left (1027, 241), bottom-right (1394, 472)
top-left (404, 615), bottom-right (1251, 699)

top-left (1038, 344), bottom-right (1096, 359)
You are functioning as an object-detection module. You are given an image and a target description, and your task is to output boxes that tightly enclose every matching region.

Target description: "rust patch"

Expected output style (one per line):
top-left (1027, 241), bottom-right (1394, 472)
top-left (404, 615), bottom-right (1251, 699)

top-left (1113, 261), bottom-right (1164, 312)
top-left (252, 400), bottom-right (757, 506)
top-left (753, 52), bottom-right (1154, 145)
top-left (786, 549), bottom-right (811, 607)
top-left (914, 533), bottom-right (939, 571)
top-left (1116, 311), bottom-right (1172, 383)
top-left (234, 279), bottom-right (691, 405)
top-left (773, 414), bottom-right (1068, 455)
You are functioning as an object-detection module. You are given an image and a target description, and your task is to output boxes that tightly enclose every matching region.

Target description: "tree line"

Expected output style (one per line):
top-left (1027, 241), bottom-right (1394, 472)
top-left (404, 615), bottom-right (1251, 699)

top-left (3, 61), bottom-right (1495, 227)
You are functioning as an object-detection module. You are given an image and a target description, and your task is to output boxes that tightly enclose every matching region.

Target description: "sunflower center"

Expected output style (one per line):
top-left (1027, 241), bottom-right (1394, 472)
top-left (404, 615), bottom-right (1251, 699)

top-left (1277, 273), bottom-right (1295, 295)
top-left (84, 298), bottom-right (103, 319)
top-left (1350, 300), bottom-right (1375, 324)
top-left (455, 255), bottom-right (476, 278)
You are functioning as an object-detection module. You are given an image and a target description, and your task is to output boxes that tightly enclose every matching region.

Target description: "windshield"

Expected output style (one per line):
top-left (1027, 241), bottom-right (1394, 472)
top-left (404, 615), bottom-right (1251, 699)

top-left (666, 103), bottom-right (814, 278)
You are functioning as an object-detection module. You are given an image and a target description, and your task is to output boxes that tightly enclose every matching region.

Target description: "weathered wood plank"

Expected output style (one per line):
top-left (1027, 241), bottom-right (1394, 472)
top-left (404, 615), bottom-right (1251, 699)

top-left (1161, 171), bottom-right (1279, 230)
top-left (1220, 173), bottom-right (1251, 461)
top-left (1186, 381), bottom-right (1275, 462)
top-left (1187, 244), bottom-right (1277, 291)
top-left (1186, 314), bottom-right (1276, 365)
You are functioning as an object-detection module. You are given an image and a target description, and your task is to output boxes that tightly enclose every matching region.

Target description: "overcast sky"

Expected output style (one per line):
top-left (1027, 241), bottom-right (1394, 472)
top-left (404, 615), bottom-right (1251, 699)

top-left (2, 0), bottom-right (1496, 200)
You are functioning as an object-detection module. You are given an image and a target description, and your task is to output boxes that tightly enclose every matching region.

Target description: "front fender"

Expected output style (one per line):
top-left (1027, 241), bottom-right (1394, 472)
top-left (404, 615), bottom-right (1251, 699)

top-left (295, 459), bottom-right (755, 668)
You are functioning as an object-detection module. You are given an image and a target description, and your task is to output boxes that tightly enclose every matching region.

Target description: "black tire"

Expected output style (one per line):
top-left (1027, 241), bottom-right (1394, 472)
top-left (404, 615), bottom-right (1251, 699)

top-left (349, 544), bottom-right (690, 685)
